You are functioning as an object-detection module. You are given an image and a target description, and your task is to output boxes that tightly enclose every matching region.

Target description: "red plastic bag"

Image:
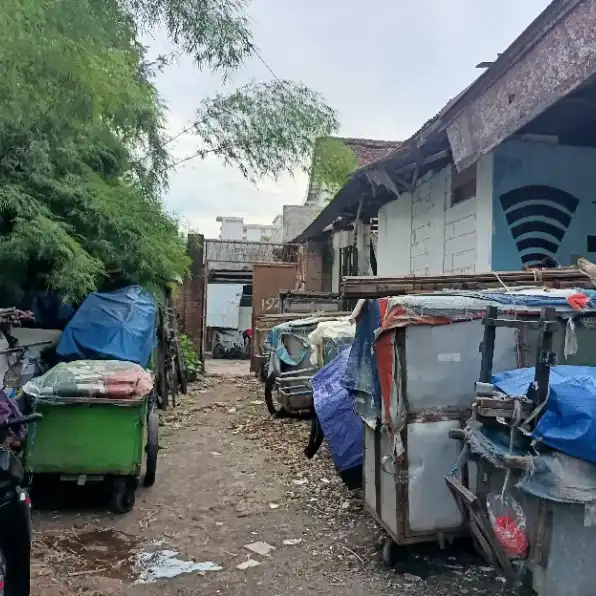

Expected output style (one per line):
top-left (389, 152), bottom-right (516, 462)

top-left (567, 292), bottom-right (589, 310)
top-left (486, 493), bottom-right (528, 559)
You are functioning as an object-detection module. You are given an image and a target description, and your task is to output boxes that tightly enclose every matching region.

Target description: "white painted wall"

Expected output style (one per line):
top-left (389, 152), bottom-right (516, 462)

top-left (206, 284), bottom-right (242, 328)
top-left (330, 222), bottom-right (373, 292)
top-left (331, 230), bottom-right (351, 293)
top-left (217, 217), bottom-right (280, 242)
top-left (238, 306), bottom-right (252, 331)
top-left (218, 217), bottom-right (244, 241)
top-left (376, 154), bottom-right (493, 277)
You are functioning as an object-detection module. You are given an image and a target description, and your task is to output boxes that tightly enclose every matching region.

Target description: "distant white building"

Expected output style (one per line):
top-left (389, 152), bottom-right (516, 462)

top-left (216, 216), bottom-right (280, 243)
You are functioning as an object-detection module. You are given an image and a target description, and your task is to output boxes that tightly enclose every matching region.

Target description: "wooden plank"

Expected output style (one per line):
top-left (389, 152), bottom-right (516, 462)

top-left (445, 475), bottom-right (518, 584)
top-left (341, 267), bottom-right (593, 298)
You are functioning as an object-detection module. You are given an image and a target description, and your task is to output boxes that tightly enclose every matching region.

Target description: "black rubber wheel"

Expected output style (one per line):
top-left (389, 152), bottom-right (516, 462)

top-left (143, 409), bottom-right (159, 488)
top-left (110, 480), bottom-right (136, 514)
top-left (382, 538), bottom-right (400, 567)
top-left (264, 375), bottom-right (281, 416)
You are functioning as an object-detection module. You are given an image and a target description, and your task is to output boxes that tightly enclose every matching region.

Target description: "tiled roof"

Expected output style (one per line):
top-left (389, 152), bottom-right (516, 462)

top-left (341, 138), bottom-right (403, 167)
top-left (304, 137), bottom-right (402, 206)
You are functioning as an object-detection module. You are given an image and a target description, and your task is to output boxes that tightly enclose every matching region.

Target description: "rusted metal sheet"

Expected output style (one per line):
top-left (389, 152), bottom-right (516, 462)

top-left (250, 263), bottom-right (298, 372)
top-left (252, 263), bottom-right (298, 318)
top-left (279, 291), bottom-right (343, 314)
top-left (447, 0), bottom-right (595, 170)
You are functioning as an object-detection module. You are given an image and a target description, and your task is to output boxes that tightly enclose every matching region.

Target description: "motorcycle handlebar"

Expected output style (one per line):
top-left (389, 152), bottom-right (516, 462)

top-left (0, 413), bottom-right (43, 431)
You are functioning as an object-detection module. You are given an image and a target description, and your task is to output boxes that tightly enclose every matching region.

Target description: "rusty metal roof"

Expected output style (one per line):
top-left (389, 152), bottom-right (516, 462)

top-left (295, 0), bottom-right (582, 244)
top-left (304, 137), bottom-right (401, 206)
top-left (341, 138), bottom-right (403, 167)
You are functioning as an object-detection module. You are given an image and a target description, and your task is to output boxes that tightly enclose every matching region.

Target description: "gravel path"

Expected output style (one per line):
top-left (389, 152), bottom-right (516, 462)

top-left (31, 374), bottom-right (526, 596)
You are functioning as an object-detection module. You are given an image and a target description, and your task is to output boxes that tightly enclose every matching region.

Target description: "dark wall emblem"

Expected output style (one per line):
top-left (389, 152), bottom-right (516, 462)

top-left (499, 185), bottom-right (579, 266)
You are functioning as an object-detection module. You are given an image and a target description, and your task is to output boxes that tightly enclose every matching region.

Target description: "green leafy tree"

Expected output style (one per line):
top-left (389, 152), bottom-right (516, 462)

top-left (311, 137), bottom-right (358, 199)
top-left (0, 0), bottom-right (339, 302)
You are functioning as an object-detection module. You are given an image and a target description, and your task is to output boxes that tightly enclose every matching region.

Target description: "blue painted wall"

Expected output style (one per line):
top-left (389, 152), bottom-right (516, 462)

top-left (492, 140), bottom-right (596, 270)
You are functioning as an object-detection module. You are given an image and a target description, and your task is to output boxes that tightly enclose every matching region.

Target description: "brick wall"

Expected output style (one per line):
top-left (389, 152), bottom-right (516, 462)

top-left (443, 197), bottom-right (478, 274)
top-left (298, 241), bottom-right (325, 291)
top-left (176, 233), bottom-right (205, 362)
top-left (410, 168), bottom-right (449, 275)
top-left (377, 162), bottom-right (486, 276)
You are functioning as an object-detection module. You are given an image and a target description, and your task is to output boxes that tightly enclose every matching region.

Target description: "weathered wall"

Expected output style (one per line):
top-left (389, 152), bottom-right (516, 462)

top-left (282, 205), bottom-right (320, 242)
top-left (492, 139), bottom-right (596, 269)
top-left (238, 306), bottom-right (252, 331)
top-left (205, 283), bottom-right (242, 328)
top-left (252, 264), bottom-right (298, 319)
top-left (176, 234), bottom-right (206, 361)
top-left (298, 242), bottom-right (326, 292)
top-left (447, 0), bottom-right (595, 170)
top-left (376, 155), bottom-right (493, 276)
top-left (330, 223), bottom-right (373, 291)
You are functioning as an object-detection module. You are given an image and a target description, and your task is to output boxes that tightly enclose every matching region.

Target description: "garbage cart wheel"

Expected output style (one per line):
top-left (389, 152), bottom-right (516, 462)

top-left (382, 538), bottom-right (400, 567)
top-left (143, 409), bottom-right (159, 488)
top-left (264, 375), bottom-right (281, 416)
top-left (110, 479), bottom-right (136, 514)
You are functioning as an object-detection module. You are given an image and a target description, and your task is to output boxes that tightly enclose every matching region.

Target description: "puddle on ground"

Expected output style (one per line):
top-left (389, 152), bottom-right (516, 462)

top-left (54, 529), bottom-right (221, 583)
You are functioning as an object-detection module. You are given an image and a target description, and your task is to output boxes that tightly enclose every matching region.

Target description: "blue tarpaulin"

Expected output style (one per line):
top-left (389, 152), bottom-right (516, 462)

top-left (493, 365), bottom-right (596, 464)
top-left (312, 348), bottom-right (363, 472)
top-left (57, 286), bottom-right (157, 367)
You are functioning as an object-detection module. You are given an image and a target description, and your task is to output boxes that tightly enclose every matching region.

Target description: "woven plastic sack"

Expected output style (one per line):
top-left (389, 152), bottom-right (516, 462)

top-left (486, 493), bottom-right (528, 559)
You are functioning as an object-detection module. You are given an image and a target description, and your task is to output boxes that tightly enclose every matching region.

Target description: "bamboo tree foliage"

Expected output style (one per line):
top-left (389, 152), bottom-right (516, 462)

top-left (311, 138), bottom-right (358, 199)
top-left (0, 0), bottom-right (339, 301)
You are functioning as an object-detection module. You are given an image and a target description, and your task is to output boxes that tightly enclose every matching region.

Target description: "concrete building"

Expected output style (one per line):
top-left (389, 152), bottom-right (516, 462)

top-left (294, 0), bottom-right (596, 286)
top-left (216, 216), bottom-right (280, 243)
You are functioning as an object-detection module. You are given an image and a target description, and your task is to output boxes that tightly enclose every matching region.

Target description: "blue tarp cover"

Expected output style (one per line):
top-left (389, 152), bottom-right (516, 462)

top-left (312, 348), bottom-right (363, 472)
top-left (493, 366), bottom-right (596, 464)
top-left (57, 285), bottom-right (156, 367)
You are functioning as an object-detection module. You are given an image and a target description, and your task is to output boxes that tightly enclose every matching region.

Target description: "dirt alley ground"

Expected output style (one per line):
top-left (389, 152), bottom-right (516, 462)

top-left (31, 365), bottom-right (528, 596)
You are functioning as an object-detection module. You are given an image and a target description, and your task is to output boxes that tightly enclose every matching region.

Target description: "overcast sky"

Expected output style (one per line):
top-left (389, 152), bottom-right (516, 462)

top-left (148, 0), bottom-right (551, 239)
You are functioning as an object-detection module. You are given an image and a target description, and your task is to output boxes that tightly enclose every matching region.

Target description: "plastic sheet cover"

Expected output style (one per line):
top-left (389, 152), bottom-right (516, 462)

top-left (307, 319), bottom-right (355, 367)
top-left (265, 316), bottom-right (347, 373)
top-left (312, 349), bottom-right (363, 472)
top-left (493, 366), bottom-right (596, 464)
top-left (57, 286), bottom-right (156, 367)
top-left (24, 360), bottom-right (153, 401)
top-left (466, 424), bottom-right (596, 504)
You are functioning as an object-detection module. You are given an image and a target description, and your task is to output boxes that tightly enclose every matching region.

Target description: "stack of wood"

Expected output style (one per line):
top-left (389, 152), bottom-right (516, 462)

top-left (341, 265), bottom-right (595, 298)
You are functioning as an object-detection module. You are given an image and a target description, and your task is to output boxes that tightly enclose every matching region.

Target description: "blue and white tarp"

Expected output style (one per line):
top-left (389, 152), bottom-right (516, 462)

top-left (493, 365), bottom-right (596, 464)
top-left (312, 348), bottom-right (363, 472)
top-left (57, 285), bottom-right (157, 367)
top-left (466, 423), bottom-right (596, 504)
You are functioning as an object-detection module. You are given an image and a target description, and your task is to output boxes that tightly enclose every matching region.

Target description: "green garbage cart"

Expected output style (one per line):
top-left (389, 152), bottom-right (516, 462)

top-left (21, 360), bottom-right (158, 514)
